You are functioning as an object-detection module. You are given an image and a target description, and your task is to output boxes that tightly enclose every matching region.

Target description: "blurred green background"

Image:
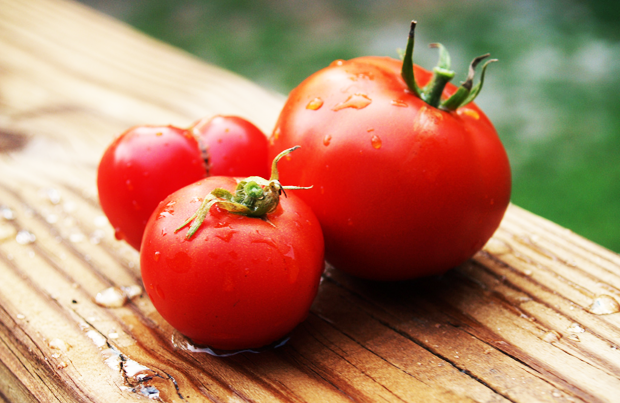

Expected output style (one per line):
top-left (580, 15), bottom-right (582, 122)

top-left (79, 0), bottom-right (619, 252)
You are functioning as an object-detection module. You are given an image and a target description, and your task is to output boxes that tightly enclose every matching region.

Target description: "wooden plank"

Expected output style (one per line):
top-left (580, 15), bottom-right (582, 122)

top-left (1, 0), bottom-right (620, 401)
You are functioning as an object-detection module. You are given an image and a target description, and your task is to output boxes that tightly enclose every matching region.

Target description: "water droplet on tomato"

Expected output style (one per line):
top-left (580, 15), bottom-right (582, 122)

top-left (332, 93), bottom-right (372, 111)
top-left (125, 180), bottom-right (133, 191)
top-left (156, 285), bottom-right (165, 300)
top-left (114, 228), bottom-right (124, 240)
top-left (281, 244), bottom-right (299, 284)
top-left (359, 72), bottom-right (374, 80)
top-left (391, 99), bottom-right (408, 107)
top-left (162, 201), bottom-right (175, 215)
top-left (216, 231), bottom-right (236, 243)
top-left (190, 197), bottom-right (202, 203)
top-left (132, 200), bottom-right (141, 211)
top-left (161, 228), bottom-right (167, 236)
top-left (458, 108), bottom-right (480, 120)
top-left (153, 251), bottom-right (160, 262)
top-left (323, 134), bottom-right (332, 146)
top-left (370, 135), bottom-right (382, 149)
top-left (330, 59), bottom-right (345, 67)
top-left (251, 235), bottom-right (278, 249)
top-left (306, 97), bottom-right (324, 110)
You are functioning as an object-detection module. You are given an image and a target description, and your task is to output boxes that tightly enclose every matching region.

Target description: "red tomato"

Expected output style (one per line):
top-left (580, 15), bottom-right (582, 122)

top-left (268, 23), bottom-right (511, 281)
top-left (97, 125), bottom-right (207, 250)
top-left (140, 150), bottom-right (324, 350)
top-left (190, 115), bottom-right (270, 178)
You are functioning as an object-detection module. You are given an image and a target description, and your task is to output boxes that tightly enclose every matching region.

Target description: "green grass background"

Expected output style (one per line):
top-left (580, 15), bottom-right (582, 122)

top-left (80, 0), bottom-right (620, 252)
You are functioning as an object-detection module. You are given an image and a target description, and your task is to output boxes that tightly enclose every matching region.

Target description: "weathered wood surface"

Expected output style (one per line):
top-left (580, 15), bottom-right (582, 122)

top-left (1, 0), bottom-right (620, 401)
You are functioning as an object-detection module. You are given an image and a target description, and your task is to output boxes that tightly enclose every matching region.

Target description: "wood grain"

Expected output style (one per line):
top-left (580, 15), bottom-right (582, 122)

top-left (1, 0), bottom-right (620, 401)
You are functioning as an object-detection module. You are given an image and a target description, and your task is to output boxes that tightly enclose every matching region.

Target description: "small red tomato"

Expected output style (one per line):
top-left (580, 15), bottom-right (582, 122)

top-left (190, 115), bottom-right (270, 178)
top-left (97, 125), bottom-right (207, 250)
top-left (140, 147), bottom-right (324, 350)
top-left (268, 22), bottom-right (511, 281)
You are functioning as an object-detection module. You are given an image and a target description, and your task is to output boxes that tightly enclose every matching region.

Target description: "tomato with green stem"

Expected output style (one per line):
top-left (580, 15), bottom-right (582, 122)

top-left (268, 21), bottom-right (511, 281)
top-left (140, 147), bottom-right (324, 350)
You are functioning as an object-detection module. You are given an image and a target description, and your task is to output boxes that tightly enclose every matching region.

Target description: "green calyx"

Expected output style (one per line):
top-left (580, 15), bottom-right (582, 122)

top-left (400, 21), bottom-right (497, 111)
top-left (176, 146), bottom-right (310, 239)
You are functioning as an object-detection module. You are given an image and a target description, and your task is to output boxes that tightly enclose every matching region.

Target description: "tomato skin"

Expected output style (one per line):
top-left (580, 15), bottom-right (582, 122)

top-left (140, 176), bottom-right (324, 350)
top-left (269, 57), bottom-right (511, 281)
top-left (97, 125), bottom-right (207, 250)
top-left (190, 115), bottom-right (270, 178)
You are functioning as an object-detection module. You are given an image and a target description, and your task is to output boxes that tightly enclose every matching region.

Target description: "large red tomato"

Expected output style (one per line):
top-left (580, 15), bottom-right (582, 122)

top-left (97, 125), bottom-right (207, 250)
top-left (268, 22), bottom-right (511, 281)
top-left (140, 148), bottom-right (324, 350)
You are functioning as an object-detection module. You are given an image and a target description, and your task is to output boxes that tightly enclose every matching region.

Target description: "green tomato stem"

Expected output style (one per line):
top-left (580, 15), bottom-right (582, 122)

top-left (400, 21), bottom-right (421, 98)
top-left (399, 22), bottom-right (496, 111)
top-left (175, 146), bottom-right (311, 239)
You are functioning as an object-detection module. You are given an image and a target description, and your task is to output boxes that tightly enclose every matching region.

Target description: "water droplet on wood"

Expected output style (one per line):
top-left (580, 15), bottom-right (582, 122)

top-left (1, 206), bottom-right (15, 220)
top-left (121, 285), bottom-right (142, 299)
top-left (483, 238), bottom-right (512, 255)
top-left (588, 295), bottom-right (620, 315)
top-left (542, 330), bottom-right (561, 343)
top-left (40, 188), bottom-right (61, 204)
top-left (69, 232), bottom-right (85, 243)
top-left (16, 230), bottom-right (36, 245)
top-left (95, 287), bottom-right (127, 308)
top-left (567, 322), bottom-right (585, 333)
